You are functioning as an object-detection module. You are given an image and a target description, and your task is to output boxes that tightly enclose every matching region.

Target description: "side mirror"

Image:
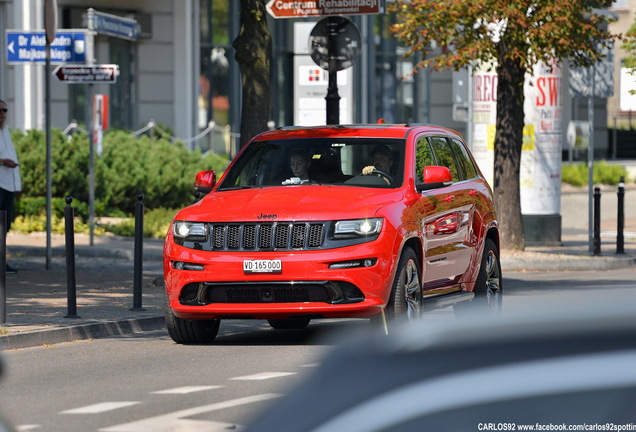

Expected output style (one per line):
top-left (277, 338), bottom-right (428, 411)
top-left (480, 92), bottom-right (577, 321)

top-left (416, 166), bottom-right (453, 192)
top-left (194, 170), bottom-right (216, 195)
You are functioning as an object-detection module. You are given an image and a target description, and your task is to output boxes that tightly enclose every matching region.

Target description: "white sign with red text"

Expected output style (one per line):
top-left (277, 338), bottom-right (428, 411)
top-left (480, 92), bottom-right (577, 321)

top-left (522, 63), bottom-right (562, 215)
top-left (470, 61), bottom-right (562, 216)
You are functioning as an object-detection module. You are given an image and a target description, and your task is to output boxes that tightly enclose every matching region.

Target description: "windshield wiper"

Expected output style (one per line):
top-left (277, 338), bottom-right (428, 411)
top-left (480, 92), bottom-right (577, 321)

top-left (219, 185), bottom-right (257, 191)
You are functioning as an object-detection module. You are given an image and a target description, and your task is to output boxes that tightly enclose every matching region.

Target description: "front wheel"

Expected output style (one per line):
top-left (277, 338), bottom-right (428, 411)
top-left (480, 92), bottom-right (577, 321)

top-left (385, 247), bottom-right (422, 323)
top-left (164, 294), bottom-right (220, 344)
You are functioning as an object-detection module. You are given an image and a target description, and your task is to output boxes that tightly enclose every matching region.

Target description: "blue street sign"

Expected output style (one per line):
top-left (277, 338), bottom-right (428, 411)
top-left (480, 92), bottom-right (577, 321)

top-left (5, 30), bottom-right (87, 64)
top-left (92, 10), bottom-right (138, 41)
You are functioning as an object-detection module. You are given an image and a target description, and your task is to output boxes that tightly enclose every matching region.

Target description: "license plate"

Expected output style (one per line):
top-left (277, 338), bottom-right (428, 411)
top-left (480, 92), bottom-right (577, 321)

top-left (243, 259), bottom-right (282, 273)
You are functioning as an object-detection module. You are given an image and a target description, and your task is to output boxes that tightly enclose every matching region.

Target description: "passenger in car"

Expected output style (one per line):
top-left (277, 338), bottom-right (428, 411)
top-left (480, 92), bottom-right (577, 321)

top-left (282, 148), bottom-right (313, 185)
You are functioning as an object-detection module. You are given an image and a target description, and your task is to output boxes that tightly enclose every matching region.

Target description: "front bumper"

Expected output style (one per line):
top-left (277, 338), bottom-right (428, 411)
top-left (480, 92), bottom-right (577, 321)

top-left (163, 237), bottom-right (396, 320)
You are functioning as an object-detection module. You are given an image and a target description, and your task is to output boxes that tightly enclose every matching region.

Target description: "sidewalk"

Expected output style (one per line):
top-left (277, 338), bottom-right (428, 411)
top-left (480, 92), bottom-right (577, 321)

top-left (0, 233), bottom-right (166, 349)
top-left (1, 185), bottom-right (635, 349)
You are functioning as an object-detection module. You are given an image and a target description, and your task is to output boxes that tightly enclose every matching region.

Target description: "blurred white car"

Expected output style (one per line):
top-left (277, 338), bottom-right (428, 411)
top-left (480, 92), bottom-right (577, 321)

top-left (0, 356), bottom-right (15, 432)
top-left (245, 302), bottom-right (636, 432)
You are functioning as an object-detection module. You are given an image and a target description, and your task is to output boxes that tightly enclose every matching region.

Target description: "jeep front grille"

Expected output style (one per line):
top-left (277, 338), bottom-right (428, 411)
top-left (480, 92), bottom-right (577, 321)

top-left (210, 222), bottom-right (325, 251)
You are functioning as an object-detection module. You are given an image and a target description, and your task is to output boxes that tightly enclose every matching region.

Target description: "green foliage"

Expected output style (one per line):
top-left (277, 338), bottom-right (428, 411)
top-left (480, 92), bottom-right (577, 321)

top-left (624, 14), bottom-right (636, 69)
top-left (101, 207), bottom-right (177, 239)
top-left (11, 128), bottom-right (229, 237)
top-left (14, 129), bottom-right (230, 217)
top-left (15, 196), bottom-right (90, 220)
top-left (561, 161), bottom-right (629, 187)
top-left (388, 0), bottom-right (618, 73)
top-left (594, 161), bottom-right (629, 185)
top-left (12, 214), bottom-right (106, 235)
top-left (11, 207), bottom-right (174, 239)
top-left (622, 13), bottom-right (636, 94)
top-left (15, 129), bottom-right (90, 200)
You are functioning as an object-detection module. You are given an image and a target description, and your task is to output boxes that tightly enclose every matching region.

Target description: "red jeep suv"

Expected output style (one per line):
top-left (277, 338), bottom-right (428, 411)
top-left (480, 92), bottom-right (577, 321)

top-left (163, 123), bottom-right (501, 343)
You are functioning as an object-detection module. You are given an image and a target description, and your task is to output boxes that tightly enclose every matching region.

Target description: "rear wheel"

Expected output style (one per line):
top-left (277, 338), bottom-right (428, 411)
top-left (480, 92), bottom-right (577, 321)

top-left (385, 247), bottom-right (422, 322)
top-left (164, 294), bottom-right (220, 344)
top-left (474, 238), bottom-right (503, 312)
top-left (455, 238), bottom-right (502, 316)
top-left (267, 318), bottom-right (311, 330)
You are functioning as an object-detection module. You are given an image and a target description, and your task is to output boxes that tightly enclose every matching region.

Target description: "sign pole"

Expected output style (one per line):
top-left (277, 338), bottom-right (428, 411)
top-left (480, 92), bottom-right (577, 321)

top-left (87, 9), bottom-right (96, 246)
top-left (45, 0), bottom-right (58, 270)
top-left (587, 65), bottom-right (596, 254)
top-left (45, 40), bottom-right (52, 269)
top-left (326, 17), bottom-right (341, 125)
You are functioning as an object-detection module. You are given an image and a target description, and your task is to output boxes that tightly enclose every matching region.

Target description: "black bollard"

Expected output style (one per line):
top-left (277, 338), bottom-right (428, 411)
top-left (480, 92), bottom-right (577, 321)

top-left (617, 177), bottom-right (625, 254)
top-left (593, 187), bottom-right (601, 256)
top-left (0, 211), bottom-right (6, 324)
top-left (64, 196), bottom-right (79, 318)
top-left (131, 193), bottom-right (145, 310)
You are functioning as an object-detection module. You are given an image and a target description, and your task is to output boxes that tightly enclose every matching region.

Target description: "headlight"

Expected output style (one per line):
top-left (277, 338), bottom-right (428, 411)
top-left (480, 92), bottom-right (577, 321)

top-left (334, 218), bottom-right (383, 238)
top-left (173, 221), bottom-right (208, 242)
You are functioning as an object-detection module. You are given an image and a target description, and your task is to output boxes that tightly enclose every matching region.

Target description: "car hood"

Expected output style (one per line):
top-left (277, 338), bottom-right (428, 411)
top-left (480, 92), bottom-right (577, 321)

top-left (175, 186), bottom-right (404, 222)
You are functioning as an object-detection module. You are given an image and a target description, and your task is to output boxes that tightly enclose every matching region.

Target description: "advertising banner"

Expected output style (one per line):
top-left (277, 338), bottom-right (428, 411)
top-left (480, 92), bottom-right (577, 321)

top-left (522, 63), bottom-right (562, 215)
top-left (470, 62), bottom-right (563, 216)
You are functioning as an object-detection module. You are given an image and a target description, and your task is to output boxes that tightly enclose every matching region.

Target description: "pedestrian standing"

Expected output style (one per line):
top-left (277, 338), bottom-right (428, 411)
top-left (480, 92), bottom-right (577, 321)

top-left (0, 99), bottom-right (21, 273)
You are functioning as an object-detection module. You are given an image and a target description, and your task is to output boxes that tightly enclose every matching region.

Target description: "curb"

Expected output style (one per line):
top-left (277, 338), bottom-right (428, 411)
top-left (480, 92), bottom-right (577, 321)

top-left (0, 316), bottom-right (165, 350)
top-left (501, 254), bottom-right (636, 272)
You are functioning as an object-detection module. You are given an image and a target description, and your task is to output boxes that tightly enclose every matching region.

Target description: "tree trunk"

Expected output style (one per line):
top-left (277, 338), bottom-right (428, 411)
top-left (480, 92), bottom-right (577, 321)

top-left (493, 56), bottom-right (526, 251)
top-left (233, 0), bottom-right (272, 148)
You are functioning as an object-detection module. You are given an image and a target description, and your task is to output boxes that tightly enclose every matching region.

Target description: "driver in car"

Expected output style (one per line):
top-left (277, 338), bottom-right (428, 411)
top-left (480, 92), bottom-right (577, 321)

top-left (362, 145), bottom-right (394, 182)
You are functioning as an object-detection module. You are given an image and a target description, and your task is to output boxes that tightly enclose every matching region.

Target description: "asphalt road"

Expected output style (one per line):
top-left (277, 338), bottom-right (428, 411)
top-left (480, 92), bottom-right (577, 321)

top-left (1, 267), bottom-right (635, 432)
top-left (0, 319), bottom-right (361, 432)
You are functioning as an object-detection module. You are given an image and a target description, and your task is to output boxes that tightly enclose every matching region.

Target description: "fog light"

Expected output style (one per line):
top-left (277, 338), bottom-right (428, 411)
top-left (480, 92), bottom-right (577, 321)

top-left (329, 258), bottom-right (377, 269)
top-left (172, 261), bottom-right (205, 271)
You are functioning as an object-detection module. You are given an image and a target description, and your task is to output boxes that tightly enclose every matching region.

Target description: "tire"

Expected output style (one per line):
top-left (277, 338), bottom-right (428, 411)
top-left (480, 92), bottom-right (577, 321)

top-left (164, 294), bottom-right (220, 344)
top-left (267, 318), bottom-right (311, 330)
top-left (385, 247), bottom-right (422, 323)
top-left (456, 238), bottom-right (503, 315)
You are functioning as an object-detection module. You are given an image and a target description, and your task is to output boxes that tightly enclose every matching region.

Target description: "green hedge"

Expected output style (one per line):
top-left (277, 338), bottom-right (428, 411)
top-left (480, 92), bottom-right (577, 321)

top-left (561, 161), bottom-right (629, 187)
top-left (13, 129), bottom-right (229, 220)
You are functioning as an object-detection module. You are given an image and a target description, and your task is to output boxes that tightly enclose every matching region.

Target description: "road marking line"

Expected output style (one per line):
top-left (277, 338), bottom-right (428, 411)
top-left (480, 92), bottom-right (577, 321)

top-left (16, 425), bottom-right (40, 431)
top-left (61, 402), bottom-right (140, 414)
top-left (230, 372), bottom-right (296, 380)
top-left (100, 394), bottom-right (281, 432)
top-left (152, 385), bottom-right (223, 394)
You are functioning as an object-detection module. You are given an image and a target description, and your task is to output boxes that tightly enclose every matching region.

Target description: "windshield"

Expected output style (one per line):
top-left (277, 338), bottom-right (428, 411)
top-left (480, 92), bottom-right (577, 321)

top-left (218, 138), bottom-right (405, 190)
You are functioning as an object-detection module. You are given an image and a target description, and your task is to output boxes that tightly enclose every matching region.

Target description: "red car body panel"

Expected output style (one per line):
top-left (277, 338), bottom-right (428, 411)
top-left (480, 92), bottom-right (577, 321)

top-left (163, 124), bottom-right (498, 321)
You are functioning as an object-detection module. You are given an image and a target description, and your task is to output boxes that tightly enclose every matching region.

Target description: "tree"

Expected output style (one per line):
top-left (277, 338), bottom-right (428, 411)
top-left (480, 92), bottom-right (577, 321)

top-left (389, 0), bottom-right (617, 250)
top-left (622, 12), bottom-right (636, 87)
top-left (233, 0), bottom-right (272, 148)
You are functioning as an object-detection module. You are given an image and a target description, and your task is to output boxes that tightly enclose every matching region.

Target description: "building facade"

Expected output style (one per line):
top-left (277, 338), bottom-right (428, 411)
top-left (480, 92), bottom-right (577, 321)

top-left (1, 1), bottom-right (199, 143)
top-left (0, 0), bottom-right (630, 159)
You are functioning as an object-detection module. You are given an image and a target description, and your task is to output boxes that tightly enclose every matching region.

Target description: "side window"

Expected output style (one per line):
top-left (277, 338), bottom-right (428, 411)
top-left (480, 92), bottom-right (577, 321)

top-left (415, 137), bottom-right (436, 182)
top-left (428, 137), bottom-right (460, 182)
top-left (450, 138), bottom-right (478, 180)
